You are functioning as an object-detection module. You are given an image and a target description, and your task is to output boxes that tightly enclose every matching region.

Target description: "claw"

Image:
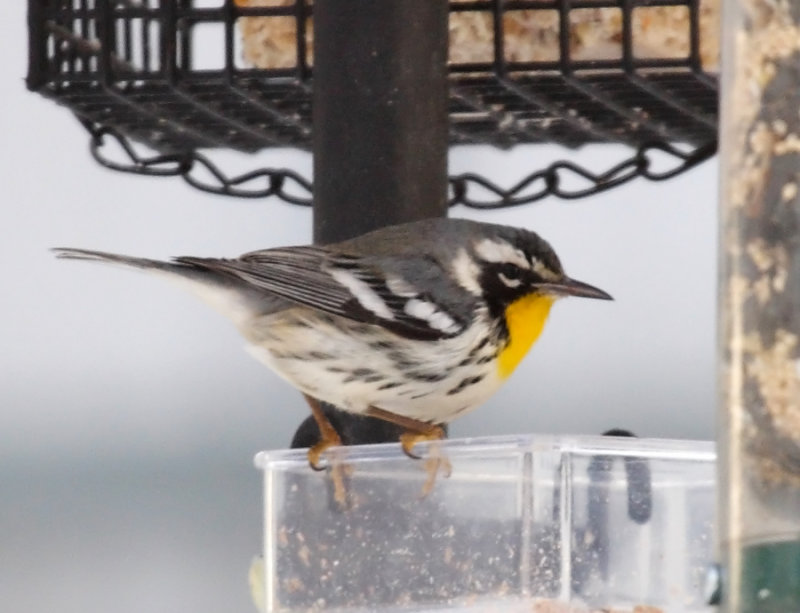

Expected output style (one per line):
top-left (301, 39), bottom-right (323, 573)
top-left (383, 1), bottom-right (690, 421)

top-left (399, 426), bottom-right (450, 497)
top-left (400, 435), bottom-right (423, 460)
top-left (361, 407), bottom-right (451, 497)
top-left (399, 425), bottom-right (445, 460)
top-left (307, 437), bottom-right (341, 471)
top-left (306, 437), bottom-right (353, 508)
top-left (421, 454), bottom-right (453, 498)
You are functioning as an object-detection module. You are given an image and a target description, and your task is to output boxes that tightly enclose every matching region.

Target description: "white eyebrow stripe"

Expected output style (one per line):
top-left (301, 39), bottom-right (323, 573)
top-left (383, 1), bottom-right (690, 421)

top-left (329, 269), bottom-right (395, 320)
top-left (531, 256), bottom-right (558, 280)
top-left (474, 239), bottom-right (530, 269)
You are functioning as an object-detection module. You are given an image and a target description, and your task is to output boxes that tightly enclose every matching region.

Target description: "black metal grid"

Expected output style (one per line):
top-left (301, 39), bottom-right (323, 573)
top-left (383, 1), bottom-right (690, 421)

top-left (28, 0), bottom-right (718, 155)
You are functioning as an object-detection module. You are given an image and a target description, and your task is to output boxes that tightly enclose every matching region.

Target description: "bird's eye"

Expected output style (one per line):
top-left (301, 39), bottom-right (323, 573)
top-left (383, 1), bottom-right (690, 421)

top-left (499, 263), bottom-right (521, 279)
top-left (497, 263), bottom-right (523, 288)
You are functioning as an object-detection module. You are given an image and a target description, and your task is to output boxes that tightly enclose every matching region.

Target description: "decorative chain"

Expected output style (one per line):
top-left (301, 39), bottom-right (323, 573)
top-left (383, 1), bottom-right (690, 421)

top-left (449, 140), bottom-right (717, 208)
top-left (81, 120), bottom-right (716, 208)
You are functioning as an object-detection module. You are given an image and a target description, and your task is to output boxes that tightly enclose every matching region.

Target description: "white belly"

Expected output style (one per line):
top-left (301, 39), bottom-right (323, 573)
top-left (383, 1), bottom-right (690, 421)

top-left (240, 307), bottom-right (503, 424)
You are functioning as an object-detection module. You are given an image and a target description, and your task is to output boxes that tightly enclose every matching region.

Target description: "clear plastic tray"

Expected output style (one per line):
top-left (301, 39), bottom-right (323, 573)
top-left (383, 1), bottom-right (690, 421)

top-left (254, 435), bottom-right (715, 612)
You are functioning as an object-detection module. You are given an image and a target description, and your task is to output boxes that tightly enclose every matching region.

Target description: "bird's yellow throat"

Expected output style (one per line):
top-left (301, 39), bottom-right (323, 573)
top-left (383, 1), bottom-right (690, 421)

top-left (497, 294), bottom-right (555, 379)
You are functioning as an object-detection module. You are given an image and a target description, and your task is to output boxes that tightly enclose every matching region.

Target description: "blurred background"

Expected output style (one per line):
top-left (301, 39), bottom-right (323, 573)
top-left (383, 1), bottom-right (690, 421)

top-left (2, 2), bottom-right (716, 612)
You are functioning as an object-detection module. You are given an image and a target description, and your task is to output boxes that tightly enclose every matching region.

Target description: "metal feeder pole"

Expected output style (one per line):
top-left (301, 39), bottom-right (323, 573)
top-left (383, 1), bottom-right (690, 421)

top-left (716, 0), bottom-right (800, 610)
top-left (313, 0), bottom-right (449, 243)
top-left (291, 0), bottom-right (449, 448)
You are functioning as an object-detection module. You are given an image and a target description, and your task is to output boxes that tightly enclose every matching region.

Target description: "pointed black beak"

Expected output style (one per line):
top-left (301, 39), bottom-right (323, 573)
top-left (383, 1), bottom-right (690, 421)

top-left (538, 278), bottom-right (613, 300)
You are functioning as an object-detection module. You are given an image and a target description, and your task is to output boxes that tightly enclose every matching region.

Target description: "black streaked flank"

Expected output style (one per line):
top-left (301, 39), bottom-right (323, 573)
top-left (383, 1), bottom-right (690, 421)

top-left (343, 368), bottom-right (384, 384)
top-left (388, 351), bottom-right (420, 369)
top-left (316, 313), bottom-right (338, 326)
top-left (349, 324), bottom-right (374, 335)
top-left (468, 336), bottom-right (490, 357)
top-left (368, 340), bottom-right (397, 351)
top-left (447, 374), bottom-right (486, 395)
top-left (377, 381), bottom-right (403, 390)
top-left (406, 371), bottom-right (448, 383)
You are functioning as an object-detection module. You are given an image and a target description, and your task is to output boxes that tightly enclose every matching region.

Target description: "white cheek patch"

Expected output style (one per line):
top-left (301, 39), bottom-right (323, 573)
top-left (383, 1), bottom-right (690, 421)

top-left (475, 239), bottom-right (530, 270)
top-left (404, 298), bottom-right (461, 334)
top-left (498, 272), bottom-right (522, 288)
top-left (329, 269), bottom-right (395, 320)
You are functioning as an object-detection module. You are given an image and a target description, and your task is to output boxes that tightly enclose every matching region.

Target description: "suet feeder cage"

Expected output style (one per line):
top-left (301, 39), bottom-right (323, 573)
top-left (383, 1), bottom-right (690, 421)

top-left (27, 0), bottom-right (717, 206)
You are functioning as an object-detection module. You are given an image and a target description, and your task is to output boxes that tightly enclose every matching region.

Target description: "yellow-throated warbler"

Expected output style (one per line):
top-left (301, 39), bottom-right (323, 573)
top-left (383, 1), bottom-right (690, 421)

top-left (54, 218), bottom-right (611, 467)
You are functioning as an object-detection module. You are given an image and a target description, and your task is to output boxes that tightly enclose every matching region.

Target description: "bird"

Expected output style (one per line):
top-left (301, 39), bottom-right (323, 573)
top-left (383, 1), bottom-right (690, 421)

top-left (54, 217), bottom-right (612, 474)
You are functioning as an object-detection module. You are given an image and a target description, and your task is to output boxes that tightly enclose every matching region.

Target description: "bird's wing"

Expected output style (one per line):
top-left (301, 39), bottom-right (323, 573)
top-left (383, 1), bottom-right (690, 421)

top-left (176, 247), bottom-right (467, 341)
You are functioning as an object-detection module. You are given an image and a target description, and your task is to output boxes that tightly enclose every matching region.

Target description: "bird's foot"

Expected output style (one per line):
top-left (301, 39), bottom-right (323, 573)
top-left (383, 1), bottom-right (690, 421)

top-left (363, 407), bottom-right (452, 497)
top-left (307, 433), bottom-right (342, 471)
top-left (399, 425), bottom-right (446, 459)
top-left (306, 435), bottom-right (354, 509)
top-left (304, 395), bottom-right (353, 509)
top-left (400, 426), bottom-right (451, 497)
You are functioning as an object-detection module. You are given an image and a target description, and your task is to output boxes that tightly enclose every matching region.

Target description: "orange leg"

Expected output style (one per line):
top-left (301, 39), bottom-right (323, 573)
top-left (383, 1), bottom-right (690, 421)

top-left (303, 394), bottom-right (343, 470)
top-left (364, 407), bottom-right (445, 457)
top-left (364, 407), bottom-right (451, 496)
top-left (302, 395), bottom-right (350, 508)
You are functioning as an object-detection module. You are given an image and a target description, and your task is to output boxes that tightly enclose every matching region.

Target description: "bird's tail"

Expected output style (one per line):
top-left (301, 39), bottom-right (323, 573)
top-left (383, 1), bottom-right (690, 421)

top-left (52, 248), bottom-right (187, 274)
top-left (52, 247), bottom-right (275, 327)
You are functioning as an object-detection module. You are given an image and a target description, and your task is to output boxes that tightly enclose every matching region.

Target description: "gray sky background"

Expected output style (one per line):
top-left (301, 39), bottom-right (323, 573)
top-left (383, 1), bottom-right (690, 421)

top-left (2, 2), bottom-right (718, 612)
